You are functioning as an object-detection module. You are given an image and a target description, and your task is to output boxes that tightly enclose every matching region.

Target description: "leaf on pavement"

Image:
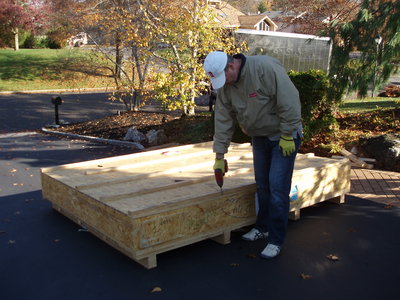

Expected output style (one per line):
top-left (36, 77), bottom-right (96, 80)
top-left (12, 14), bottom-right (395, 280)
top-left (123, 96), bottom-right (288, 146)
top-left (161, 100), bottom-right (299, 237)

top-left (151, 287), bottom-right (162, 293)
top-left (326, 254), bottom-right (339, 261)
top-left (247, 253), bottom-right (257, 259)
top-left (300, 273), bottom-right (312, 280)
top-left (10, 168), bottom-right (17, 173)
top-left (230, 263), bottom-right (240, 267)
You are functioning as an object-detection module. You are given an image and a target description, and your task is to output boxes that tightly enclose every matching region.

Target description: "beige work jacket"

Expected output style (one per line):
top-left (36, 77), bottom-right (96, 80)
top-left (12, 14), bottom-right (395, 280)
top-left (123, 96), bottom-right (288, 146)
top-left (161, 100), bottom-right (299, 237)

top-left (213, 55), bottom-right (302, 154)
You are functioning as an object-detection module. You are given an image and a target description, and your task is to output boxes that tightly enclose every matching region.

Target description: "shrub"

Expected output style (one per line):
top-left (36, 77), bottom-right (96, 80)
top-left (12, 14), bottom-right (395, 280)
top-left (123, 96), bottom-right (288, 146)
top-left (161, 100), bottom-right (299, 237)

top-left (22, 34), bottom-right (48, 49)
top-left (46, 28), bottom-right (69, 49)
top-left (288, 69), bottom-right (337, 141)
top-left (22, 34), bottom-right (36, 48)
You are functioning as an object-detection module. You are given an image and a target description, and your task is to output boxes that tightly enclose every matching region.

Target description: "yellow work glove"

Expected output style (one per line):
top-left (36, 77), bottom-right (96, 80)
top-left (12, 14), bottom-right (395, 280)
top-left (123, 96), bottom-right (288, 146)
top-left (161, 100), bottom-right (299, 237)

top-left (279, 135), bottom-right (295, 156)
top-left (213, 158), bottom-right (227, 175)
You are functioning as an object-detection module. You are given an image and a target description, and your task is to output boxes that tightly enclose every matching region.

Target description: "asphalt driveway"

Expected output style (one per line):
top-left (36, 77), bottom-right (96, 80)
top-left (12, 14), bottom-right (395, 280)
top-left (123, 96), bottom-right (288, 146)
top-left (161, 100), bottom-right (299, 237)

top-left (0, 91), bottom-right (125, 133)
top-left (0, 92), bottom-right (399, 299)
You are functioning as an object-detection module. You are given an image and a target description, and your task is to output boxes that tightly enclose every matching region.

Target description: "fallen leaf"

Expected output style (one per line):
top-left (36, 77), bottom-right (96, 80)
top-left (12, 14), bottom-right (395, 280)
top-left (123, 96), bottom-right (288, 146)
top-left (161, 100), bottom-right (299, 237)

top-left (230, 263), bottom-right (240, 267)
top-left (54, 239), bottom-right (61, 243)
top-left (326, 254), bottom-right (339, 261)
top-left (247, 253), bottom-right (257, 259)
top-left (151, 287), bottom-right (162, 293)
top-left (384, 204), bottom-right (394, 209)
top-left (10, 168), bottom-right (17, 173)
top-left (300, 273), bottom-right (312, 279)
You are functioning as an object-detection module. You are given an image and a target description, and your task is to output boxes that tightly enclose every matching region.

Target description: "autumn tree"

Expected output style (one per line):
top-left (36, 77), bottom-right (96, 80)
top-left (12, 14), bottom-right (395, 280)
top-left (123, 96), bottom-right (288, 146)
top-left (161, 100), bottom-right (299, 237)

top-left (0, 0), bottom-right (52, 50)
top-left (257, 0), bottom-right (272, 13)
top-left (226, 0), bottom-right (258, 14)
top-left (326, 0), bottom-right (400, 99)
top-left (101, 0), bottom-right (159, 110)
top-left (138, 0), bottom-right (246, 115)
top-left (273, 0), bottom-right (361, 35)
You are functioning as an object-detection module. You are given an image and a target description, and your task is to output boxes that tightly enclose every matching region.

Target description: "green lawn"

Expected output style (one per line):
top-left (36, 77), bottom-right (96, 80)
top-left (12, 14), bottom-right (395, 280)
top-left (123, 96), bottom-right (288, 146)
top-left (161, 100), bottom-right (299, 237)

top-left (339, 97), bottom-right (400, 113)
top-left (0, 48), bottom-right (114, 91)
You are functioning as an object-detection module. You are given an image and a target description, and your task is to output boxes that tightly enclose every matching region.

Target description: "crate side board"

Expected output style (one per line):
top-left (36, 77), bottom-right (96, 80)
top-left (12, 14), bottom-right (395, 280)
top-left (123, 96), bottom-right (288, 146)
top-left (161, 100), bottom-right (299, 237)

top-left (41, 172), bottom-right (134, 251)
top-left (131, 186), bottom-right (257, 251)
top-left (289, 159), bottom-right (351, 220)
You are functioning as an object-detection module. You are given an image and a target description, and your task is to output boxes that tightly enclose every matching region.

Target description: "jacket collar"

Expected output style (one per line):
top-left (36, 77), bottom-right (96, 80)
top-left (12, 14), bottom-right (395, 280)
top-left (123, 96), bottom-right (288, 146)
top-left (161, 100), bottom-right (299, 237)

top-left (233, 53), bottom-right (246, 83)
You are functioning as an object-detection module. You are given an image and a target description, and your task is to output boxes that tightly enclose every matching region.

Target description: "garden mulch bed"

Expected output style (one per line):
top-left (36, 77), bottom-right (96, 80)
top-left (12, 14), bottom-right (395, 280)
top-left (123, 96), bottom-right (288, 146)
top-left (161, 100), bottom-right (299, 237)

top-left (54, 108), bottom-right (400, 168)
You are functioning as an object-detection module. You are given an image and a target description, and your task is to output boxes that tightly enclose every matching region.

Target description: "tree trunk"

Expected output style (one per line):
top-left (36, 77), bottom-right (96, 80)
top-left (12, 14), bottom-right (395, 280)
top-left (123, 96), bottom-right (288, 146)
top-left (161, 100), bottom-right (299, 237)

top-left (13, 28), bottom-right (19, 51)
top-left (115, 33), bottom-right (123, 79)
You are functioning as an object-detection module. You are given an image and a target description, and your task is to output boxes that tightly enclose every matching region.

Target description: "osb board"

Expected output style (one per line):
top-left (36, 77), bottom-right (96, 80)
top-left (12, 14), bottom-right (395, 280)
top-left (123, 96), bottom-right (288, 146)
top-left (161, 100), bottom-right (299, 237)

top-left (132, 186), bottom-right (256, 252)
top-left (41, 141), bottom-right (351, 268)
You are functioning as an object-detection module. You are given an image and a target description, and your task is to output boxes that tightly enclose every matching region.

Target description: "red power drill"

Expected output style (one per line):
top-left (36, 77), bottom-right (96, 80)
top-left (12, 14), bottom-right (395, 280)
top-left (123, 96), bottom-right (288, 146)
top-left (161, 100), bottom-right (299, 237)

top-left (214, 159), bottom-right (228, 194)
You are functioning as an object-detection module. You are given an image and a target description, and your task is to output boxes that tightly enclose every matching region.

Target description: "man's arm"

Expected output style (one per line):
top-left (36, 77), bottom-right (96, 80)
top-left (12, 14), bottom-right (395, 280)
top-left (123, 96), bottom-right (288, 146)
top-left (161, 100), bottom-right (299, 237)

top-left (213, 91), bottom-right (236, 157)
top-left (261, 59), bottom-right (302, 136)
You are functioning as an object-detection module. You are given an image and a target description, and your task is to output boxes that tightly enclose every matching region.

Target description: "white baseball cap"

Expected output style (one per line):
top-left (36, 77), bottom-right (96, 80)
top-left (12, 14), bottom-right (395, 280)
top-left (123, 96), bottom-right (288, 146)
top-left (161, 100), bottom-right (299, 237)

top-left (203, 51), bottom-right (228, 89)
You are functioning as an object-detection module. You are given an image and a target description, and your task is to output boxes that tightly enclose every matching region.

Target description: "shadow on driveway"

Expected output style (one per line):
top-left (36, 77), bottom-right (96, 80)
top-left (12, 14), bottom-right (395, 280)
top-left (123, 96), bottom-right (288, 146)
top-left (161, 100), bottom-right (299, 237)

top-left (0, 132), bottom-right (399, 299)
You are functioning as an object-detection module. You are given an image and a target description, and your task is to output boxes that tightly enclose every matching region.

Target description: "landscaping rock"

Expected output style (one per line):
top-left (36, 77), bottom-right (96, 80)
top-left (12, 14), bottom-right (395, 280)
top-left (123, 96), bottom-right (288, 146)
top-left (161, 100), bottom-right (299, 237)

top-left (146, 129), bottom-right (167, 146)
top-left (130, 142), bottom-right (145, 151)
top-left (359, 133), bottom-right (400, 172)
top-left (123, 126), bottom-right (146, 143)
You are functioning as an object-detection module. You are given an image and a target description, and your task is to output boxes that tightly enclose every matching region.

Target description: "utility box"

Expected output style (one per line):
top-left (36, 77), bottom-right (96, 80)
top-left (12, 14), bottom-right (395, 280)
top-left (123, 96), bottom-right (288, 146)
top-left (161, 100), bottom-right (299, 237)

top-left (41, 142), bottom-right (350, 269)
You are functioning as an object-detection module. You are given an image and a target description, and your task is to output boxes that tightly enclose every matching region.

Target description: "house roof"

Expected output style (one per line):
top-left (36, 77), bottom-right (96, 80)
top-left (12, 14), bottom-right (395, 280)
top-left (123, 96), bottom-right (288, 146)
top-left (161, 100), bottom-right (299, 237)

top-left (238, 14), bottom-right (277, 29)
top-left (207, 1), bottom-right (278, 30)
top-left (208, 1), bottom-right (245, 28)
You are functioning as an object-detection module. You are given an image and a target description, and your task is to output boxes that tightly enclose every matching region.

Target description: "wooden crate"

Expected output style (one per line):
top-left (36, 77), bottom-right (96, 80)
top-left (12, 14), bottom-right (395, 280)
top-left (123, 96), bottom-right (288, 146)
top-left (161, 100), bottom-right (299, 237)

top-left (41, 142), bottom-right (350, 269)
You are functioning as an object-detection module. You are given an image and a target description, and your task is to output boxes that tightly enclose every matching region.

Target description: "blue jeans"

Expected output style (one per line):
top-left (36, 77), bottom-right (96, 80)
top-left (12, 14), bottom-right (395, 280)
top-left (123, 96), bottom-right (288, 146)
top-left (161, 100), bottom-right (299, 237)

top-left (252, 135), bottom-right (301, 246)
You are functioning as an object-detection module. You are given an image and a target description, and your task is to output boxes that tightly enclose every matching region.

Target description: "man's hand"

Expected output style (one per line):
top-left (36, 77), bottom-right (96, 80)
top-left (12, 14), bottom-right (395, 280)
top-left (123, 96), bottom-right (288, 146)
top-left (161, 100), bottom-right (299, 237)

top-left (213, 158), bottom-right (228, 175)
top-left (279, 135), bottom-right (295, 156)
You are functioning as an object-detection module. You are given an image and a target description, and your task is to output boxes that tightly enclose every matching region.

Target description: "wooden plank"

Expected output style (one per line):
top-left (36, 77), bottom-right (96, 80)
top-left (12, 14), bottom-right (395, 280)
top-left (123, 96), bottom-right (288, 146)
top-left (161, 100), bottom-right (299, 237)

top-left (99, 167), bottom-right (252, 202)
top-left (340, 149), bottom-right (373, 169)
top-left (332, 155), bottom-right (376, 163)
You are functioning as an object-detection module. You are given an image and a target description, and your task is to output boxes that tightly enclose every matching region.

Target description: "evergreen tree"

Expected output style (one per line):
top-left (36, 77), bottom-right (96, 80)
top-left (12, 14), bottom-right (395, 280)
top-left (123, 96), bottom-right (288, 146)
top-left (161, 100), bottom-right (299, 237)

top-left (326, 0), bottom-right (400, 100)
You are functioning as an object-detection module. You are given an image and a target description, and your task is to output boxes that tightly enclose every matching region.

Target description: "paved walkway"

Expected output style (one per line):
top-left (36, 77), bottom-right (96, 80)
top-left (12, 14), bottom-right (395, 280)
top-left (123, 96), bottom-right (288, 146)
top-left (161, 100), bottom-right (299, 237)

top-left (349, 167), bottom-right (400, 207)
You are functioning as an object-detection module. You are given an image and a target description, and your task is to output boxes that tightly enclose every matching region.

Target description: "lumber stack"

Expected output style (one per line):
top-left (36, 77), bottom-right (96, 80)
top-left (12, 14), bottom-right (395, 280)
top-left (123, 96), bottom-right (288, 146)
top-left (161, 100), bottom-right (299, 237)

top-left (41, 142), bottom-right (351, 268)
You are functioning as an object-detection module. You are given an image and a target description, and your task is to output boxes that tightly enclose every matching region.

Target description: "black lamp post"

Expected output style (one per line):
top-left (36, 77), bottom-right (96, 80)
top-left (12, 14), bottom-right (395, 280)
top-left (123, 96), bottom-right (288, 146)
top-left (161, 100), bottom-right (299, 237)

top-left (372, 35), bottom-right (382, 97)
top-left (51, 96), bottom-right (63, 125)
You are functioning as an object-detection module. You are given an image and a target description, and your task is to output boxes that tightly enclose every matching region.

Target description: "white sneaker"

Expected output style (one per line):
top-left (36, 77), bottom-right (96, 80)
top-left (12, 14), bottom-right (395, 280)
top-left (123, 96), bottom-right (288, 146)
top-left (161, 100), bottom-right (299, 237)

top-left (261, 243), bottom-right (281, 259)
top-left (241, 228), bottom-right (268, 241)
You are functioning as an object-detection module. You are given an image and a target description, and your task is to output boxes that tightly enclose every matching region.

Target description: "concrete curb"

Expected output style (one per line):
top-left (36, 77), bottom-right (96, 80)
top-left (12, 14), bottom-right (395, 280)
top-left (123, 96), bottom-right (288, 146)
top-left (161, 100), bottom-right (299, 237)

top-left (41, 127), bottom-right (143, 148)
top-left (0, 87), bottom-right (116, 95)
